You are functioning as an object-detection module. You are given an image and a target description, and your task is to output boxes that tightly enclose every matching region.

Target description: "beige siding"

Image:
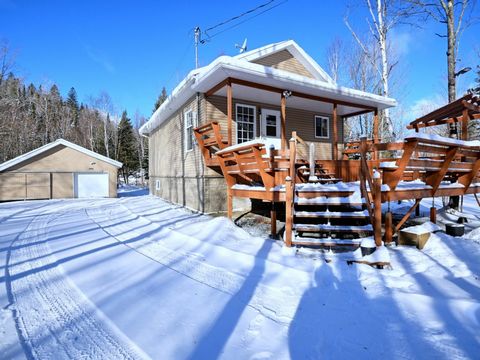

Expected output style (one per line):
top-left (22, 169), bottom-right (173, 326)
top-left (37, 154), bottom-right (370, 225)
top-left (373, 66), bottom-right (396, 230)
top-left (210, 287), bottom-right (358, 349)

top-left (0, 145), bottom-right (119, 201)
top-left (252, 50), bottom-right (314, 78)
top-left (205, 95), bottom-right (344, 160)
top-left (149, 94), bottom-right (226, 211)
top-left (53, 173), bottom-right (73, 199)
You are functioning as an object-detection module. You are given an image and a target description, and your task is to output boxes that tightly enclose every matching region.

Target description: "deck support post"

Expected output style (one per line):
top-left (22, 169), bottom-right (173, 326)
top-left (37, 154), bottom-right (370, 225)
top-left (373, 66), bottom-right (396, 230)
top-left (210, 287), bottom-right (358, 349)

top-left (332, 103), bottom-right (338, 161)
top-left (384, 211), bottom-right (393, 244)
top-left (430, 206), bottom-right (436, 224)
top-left (281, 92), bottom-right (287, 152)
top-left (415, 205), bottom-right (420, 217)
top-left (285, 176), bottom-right (293, 247)
top-left (462, 108), bottom-right (469, 140)
top-left (271, 203), bottom-right (277, 238)
top-left (227, 79), bottom-right (233, 146)
top-left (373, 109), bottom-right (379, 160)
top-left (227, 190), bottom-right (233, 219)
top-left (373, 172), bottom-right (382, 247)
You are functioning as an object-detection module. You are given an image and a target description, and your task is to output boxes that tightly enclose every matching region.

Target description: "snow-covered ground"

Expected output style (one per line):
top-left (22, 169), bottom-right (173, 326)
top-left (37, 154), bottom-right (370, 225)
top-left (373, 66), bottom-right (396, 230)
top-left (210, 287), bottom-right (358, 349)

top-left (1, 194), bottom-right (479, 359)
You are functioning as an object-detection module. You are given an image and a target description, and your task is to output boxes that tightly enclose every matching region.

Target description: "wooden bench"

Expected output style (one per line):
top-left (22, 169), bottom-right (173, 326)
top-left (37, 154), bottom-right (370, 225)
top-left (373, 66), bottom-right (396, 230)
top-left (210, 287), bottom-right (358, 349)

top-left (377, 135), bottom-right (480, 193)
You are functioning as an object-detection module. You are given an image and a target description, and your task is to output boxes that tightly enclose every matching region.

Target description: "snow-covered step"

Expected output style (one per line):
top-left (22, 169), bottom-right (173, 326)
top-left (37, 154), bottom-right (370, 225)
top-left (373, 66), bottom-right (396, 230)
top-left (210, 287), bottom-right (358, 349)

top-left (292, 236), bottom-right (362, 246)
top-left (294, 210), bottom-right (369, 219)
top-left (295, 223), bottom-right (373, 233)
top-left (295, 196), bottom-right (365, 206)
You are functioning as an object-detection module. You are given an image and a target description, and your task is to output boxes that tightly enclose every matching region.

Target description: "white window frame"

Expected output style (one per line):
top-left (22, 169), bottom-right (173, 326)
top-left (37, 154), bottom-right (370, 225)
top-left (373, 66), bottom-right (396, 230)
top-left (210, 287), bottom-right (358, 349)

top-left (235, 103), bottom-right (257, 144)
top-left (314, 115), bottom-right (330, 139)
top-left (184, 109), bottom-right (197, 152)
top-left (261, 108), bottom-right (281, 138)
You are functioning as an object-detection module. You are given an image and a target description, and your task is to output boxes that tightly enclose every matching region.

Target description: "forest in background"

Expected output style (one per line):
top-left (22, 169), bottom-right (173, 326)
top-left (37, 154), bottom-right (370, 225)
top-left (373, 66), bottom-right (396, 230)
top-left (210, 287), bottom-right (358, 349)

top-left (0, 41), bottom-right (166, 183)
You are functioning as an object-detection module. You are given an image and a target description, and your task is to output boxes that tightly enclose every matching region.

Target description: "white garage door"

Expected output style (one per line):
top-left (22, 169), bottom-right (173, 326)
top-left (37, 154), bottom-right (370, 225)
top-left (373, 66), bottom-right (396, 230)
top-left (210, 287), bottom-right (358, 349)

top-left (74, 173), bottom-right (109, 198)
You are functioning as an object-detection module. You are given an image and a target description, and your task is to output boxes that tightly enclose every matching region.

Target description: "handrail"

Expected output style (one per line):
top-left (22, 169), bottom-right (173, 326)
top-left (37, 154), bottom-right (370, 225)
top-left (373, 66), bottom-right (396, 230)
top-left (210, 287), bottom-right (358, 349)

top-left (359, 137), bottom-right (375, 225)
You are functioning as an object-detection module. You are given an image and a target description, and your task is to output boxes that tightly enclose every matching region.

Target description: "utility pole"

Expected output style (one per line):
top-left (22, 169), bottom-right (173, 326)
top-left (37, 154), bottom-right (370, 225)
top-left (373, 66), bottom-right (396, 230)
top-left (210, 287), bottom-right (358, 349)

top-left (194, 27), bottom-right (201, 69)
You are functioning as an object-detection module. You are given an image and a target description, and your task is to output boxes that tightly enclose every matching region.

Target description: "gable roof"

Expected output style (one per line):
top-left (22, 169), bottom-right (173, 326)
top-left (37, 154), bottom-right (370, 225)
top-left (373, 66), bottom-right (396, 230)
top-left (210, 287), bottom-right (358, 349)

top-left (140, 40), bottom-right (397, 136)
top-left (234, 40), bottom-right (334, 83)
top-left (0, 138), bottom-right (123, 172)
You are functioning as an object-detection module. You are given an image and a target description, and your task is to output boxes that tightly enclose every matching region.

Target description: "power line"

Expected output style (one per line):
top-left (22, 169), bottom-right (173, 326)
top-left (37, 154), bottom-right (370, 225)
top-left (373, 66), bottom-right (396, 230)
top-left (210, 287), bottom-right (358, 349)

top-left (204, 0), bottom-right (275, 36)
top-left (204, 0), bottom-right (288, 41)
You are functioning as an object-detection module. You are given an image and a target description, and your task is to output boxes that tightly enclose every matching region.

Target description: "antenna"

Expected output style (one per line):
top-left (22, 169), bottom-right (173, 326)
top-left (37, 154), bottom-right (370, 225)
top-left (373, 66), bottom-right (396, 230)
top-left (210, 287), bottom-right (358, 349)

top-left (235, 38), bottom-right (248, 53)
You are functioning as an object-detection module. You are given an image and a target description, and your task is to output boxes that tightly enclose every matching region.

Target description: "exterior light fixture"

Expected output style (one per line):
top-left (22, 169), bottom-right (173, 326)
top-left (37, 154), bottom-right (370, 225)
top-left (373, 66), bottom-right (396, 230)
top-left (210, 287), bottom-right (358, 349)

top-left (283, 90), bottom-right (292, 98)
top-left (455, 67), bottom-right (472, 77)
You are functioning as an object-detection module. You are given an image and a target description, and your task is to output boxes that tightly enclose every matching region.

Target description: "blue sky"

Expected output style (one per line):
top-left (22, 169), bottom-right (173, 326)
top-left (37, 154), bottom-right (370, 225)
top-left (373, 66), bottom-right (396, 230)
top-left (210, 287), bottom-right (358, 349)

top-left (0, 0), bottom-right (478, 121)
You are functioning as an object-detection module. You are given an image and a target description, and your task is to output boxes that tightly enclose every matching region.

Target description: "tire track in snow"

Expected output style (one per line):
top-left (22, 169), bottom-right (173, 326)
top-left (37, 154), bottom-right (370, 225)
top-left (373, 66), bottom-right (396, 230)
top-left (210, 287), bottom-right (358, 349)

top-left (6, 201), bottom-right (150, 360)
top-left (86, 203), bottom-right (305, 325)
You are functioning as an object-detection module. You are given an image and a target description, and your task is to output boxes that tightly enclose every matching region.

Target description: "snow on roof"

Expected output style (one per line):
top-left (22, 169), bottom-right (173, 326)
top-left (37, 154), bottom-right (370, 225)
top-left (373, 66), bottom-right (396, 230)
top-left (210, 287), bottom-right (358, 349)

top-left (140, 41), bottom-right (397, 136)
top-left (233, 40), bottom-right (334, 83)
top-left (0, 138), bottom-right (123, 172)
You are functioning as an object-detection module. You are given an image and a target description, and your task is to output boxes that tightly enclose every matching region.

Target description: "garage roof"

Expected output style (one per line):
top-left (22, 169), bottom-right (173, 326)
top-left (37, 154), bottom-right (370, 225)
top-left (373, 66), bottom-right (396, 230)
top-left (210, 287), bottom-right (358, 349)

top-left (0, 138), bottom-right (123, 172)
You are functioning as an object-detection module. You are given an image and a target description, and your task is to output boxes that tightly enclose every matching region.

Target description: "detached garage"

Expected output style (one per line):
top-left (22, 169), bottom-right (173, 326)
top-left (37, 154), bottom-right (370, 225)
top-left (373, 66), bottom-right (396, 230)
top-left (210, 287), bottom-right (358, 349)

top-left (0, 139), bottom-right (122, 201)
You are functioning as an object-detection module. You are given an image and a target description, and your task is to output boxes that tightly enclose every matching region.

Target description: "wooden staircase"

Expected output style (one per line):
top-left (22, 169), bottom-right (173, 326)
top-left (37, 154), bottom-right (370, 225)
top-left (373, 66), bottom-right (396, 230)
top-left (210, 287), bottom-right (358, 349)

top-left (290, 184), bottom-right (373, 247)
top-left (193, 121), bottom-right (229, 168)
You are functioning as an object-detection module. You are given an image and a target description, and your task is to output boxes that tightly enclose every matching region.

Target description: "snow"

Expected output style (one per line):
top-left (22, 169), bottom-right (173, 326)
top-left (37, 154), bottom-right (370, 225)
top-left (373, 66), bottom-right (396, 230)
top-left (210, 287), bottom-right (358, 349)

top-left (216, 139), bottom-right (265, 155)
top-left (1, 195), bottom-right (480, 359)
top-left (408, 133), bottom-right (480, 147)
top-left (401, 222), bottom-right (442, 235)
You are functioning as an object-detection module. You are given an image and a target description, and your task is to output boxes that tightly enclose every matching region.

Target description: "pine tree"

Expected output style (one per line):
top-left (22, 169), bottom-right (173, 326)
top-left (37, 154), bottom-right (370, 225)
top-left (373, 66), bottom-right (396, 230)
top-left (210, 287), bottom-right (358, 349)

top-left (152, 87), bottom-right (168, 113)
top-left (117, 111), bottom-right (138, 183)
top-left (67, 87), bottom-right (79, 127)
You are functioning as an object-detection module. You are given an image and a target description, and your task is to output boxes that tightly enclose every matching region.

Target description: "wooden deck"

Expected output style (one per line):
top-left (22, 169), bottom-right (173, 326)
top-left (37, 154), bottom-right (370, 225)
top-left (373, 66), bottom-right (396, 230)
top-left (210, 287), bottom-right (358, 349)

top-left (194, 109), bottom-right (480, 248)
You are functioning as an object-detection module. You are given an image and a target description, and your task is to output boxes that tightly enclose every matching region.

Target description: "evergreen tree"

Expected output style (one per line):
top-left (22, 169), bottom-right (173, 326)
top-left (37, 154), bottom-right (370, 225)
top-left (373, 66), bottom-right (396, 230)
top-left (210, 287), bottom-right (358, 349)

top-left (152, 87), bottom-right (168, 113)
top-left (117, 111), bottom-right (138, 183)
top-left (67, 87), bottom-right (79, 127)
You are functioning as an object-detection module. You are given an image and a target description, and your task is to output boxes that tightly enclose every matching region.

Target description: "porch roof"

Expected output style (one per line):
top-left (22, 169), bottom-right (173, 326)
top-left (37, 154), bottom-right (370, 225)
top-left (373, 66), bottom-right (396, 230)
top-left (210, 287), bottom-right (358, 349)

top-left (140, 47), bottom-right (396, 136)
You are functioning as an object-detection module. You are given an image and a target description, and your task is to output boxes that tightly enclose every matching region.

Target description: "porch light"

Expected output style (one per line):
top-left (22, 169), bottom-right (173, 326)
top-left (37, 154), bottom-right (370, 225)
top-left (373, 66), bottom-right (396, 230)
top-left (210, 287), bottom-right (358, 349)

top-left (283, 90), bottom-right (292, 98)
top-left (454, 67), bottom-right (471, 77)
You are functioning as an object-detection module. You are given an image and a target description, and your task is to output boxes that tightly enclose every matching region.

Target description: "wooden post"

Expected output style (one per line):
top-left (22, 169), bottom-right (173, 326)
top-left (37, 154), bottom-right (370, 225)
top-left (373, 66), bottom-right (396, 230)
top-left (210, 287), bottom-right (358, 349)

top-left (285, 176), bottom-right (293, 247)
top-left (373, 171), bottom-right (382, 247)
top-left (271, 204), bottom-right (277, 238)
top-left (281, 92), bottom-right (287, 152)
top-left (227, 79), bottom-right (233, 146)
top-left (373, 109), bottom-right (379, 160)
top-left (285, 136), bottom-right (297, 247)
top-left (430, 207), bottom-right (436, 224)
top-left (332, 103), bottom-right (338, 161)
top-left (384, 211), bottom-right (393, 244)
top-left (415, 204), bottom-right (420, 217)
top-left (227, 189), bottom-right (233, 219)
top-left (462, 108), bottom-right (469, 141)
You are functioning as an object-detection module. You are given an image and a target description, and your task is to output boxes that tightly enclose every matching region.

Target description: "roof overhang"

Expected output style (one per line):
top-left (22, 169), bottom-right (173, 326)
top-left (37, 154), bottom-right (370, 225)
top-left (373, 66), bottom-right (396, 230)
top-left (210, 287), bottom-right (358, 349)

top-left (0, 138), bottom-right (123, 172)
top-left (140, 55), bottom-right (396, 136)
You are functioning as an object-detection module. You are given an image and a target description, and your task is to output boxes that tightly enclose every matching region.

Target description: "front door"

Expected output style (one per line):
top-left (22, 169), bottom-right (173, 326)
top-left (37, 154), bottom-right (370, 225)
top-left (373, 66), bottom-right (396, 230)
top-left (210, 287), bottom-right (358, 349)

top-left (261, 109), bottom-right (281, 150)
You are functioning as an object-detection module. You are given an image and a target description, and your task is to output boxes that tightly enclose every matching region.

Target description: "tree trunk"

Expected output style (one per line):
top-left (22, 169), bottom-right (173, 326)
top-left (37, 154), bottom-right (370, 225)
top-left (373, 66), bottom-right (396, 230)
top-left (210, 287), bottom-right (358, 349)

top-left (446, 0), bottom-right (456, 103)
top-left (103, 119), bottom-right (109, 158)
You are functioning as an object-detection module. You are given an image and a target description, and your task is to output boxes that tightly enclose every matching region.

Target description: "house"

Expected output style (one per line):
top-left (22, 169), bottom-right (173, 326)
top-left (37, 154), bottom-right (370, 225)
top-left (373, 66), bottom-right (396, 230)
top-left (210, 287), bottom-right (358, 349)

top-left (141, 40), bottom-right (480, 251)
top-left (140, 40), bottom-right (396, 213)
top-left (0, 139), bottom-right (122, 201)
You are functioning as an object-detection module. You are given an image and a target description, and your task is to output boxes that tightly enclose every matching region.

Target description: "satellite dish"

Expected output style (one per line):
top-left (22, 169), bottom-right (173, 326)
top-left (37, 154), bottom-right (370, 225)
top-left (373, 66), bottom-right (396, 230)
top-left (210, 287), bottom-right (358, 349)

top-left (235, 38), bottom-right (248, 53)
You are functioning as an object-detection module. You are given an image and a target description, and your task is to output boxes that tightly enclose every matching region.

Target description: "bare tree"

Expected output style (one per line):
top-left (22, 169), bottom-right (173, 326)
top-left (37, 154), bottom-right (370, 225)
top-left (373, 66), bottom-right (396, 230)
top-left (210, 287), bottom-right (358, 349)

top-left (90, 91), bottom-right (115, 158)
top-left (326, 37), bottom-right (345, 84)
top-left (345, 0), bottom-right (404, 139)
top-left (401, 0), bottom-right (477, 102)
top-left (0, 40), bottom-right (16, 85)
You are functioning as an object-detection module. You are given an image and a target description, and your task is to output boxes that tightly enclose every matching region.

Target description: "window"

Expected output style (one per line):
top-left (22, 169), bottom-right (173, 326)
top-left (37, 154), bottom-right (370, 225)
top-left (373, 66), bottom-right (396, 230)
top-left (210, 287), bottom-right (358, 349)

top-left (314, 116), bottom-right (329, 139)
top-left (236, 104), bottom-right (256, 143)
top-left (184, 109), bottom-right (197, 151)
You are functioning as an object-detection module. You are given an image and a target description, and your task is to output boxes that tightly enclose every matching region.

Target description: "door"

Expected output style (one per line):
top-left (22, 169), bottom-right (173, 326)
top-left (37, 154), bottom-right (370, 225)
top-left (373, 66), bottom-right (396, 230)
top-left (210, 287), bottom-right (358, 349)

top-left (74, 173), bottom-right (109, 198)
top-left (261, 109), bottom-right (281, 150)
